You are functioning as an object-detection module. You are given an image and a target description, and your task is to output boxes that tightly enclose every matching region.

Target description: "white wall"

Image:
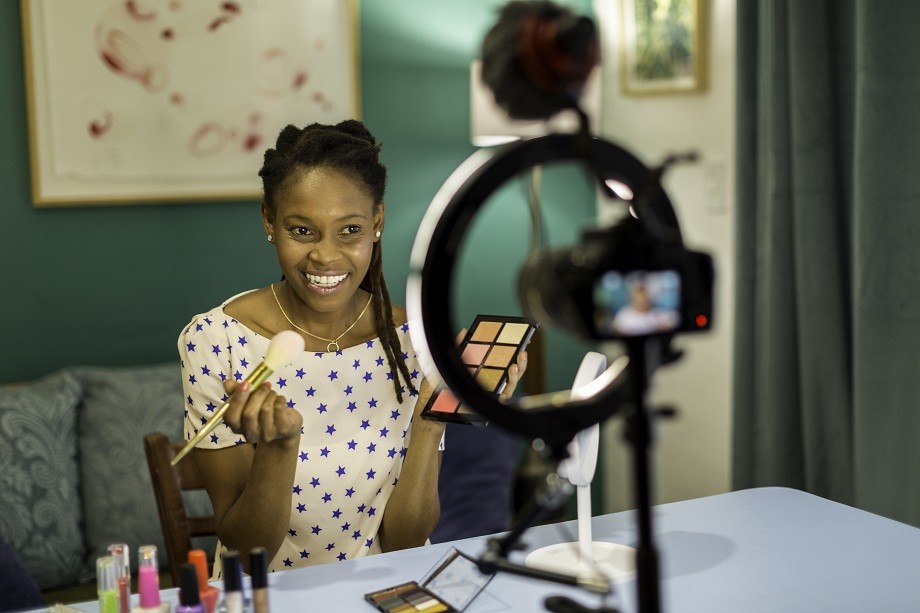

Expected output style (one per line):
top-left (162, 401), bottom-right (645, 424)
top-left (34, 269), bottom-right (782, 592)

top-left (592, 0), bottom-right (736, 511)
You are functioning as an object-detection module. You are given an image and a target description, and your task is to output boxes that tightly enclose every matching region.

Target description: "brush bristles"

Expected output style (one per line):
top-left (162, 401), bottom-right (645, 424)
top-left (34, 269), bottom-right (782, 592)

top-left (263, 330), bottom-right (305, 370)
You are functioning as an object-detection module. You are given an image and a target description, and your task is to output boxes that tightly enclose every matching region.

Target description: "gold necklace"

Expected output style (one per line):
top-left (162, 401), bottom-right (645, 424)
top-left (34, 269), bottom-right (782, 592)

top-left (271, 283), bottom-right (373, 352)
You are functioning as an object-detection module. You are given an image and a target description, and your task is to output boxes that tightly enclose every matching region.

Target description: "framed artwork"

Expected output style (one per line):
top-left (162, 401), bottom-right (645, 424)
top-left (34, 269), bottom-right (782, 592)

top-left (619, 0), bottom-right (705, 95)
top-left (20, 0), bottom-right (360, 206)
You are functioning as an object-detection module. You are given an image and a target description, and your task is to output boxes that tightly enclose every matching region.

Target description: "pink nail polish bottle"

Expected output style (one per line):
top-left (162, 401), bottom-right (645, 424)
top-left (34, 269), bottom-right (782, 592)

top-left (132, 545), bottom-right (171, 613)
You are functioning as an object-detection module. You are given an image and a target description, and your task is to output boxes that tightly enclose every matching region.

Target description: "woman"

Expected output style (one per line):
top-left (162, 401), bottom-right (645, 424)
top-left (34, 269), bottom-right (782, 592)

top-left (179, 120), bottom-right (525, 572)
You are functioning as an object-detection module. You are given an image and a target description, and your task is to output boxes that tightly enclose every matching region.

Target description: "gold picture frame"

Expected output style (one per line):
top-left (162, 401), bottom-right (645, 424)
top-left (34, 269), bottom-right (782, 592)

top-left (20, 0), bottom-right (360, 207)
top-left (619, 0), bottom-right (706, 95)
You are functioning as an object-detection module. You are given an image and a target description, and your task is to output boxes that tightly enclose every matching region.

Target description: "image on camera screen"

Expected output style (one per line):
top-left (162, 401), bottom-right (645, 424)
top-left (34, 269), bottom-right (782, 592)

top-left (593, 270), bottom-right (681, 337)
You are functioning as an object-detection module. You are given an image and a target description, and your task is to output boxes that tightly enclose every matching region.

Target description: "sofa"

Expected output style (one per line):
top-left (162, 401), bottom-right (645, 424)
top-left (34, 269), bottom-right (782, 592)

top-left (0, 362), bottom-right (214, 603)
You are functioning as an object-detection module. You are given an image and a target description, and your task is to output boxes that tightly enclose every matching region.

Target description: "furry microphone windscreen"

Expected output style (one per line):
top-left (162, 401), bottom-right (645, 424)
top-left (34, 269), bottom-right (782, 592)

top-left (480, 0), bottom-right (599, 121)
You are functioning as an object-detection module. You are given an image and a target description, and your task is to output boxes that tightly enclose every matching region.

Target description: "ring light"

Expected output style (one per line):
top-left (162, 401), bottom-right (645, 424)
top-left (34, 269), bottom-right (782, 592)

top-left (407, 133), bottom-right (671, 451)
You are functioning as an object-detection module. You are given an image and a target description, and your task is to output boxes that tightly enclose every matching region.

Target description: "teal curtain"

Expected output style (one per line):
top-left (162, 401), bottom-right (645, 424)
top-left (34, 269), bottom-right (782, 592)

top-left (734, 0), bottom-right (920, 526)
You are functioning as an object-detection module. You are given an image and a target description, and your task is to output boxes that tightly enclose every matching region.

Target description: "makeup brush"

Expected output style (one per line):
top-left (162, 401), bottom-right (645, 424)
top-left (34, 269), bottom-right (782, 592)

top-left (171, 330), bottom-right (305, 465)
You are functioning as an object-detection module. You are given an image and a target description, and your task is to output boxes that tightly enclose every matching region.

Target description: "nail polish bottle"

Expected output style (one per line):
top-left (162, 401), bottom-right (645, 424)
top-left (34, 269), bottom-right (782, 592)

top-left (107, 543), bottom-right (131, 613)
top-left (249, 548), bottom-right (270, 613)
top-left (218, 552), bottom-right (245, 613)
top-left (188, 550), bottom-right (219, 613)
top-left (97, 556), bottom-right (118, 613)
top-left (177, 563), bottom-right (204, 613)
top-left (133, 545), bottom-right (171, 613)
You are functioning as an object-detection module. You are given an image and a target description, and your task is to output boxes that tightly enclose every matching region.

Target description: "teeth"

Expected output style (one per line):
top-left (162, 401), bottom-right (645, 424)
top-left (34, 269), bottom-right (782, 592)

top-left (307, 273), bottom-right (347, 287)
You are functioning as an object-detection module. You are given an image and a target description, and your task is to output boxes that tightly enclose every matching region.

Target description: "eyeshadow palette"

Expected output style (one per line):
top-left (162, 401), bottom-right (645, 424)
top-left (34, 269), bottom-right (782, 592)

top-left (365, 548), bottom-right (494, 613)
top-left (421, 315), bottom-right (538, 425)
top-left (364, 581), bottom-right (454, 613)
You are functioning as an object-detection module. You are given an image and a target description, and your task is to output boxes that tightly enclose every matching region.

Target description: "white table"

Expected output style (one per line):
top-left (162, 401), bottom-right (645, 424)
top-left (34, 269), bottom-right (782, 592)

top-left (54, 487), bottom-right (920, 612)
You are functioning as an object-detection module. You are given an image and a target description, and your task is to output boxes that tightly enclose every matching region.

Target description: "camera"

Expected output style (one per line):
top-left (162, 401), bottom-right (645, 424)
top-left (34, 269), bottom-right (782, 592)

top-left (518, 213), bottom-right (714, 341)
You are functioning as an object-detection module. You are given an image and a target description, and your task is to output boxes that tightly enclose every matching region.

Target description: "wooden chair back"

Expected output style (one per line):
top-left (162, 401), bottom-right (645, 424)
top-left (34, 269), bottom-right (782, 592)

top-left (143, 432), bottom-right (217, 587)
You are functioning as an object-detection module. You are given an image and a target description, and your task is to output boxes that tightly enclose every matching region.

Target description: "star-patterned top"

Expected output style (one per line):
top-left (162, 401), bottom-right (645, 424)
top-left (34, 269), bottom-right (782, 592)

top-left (179, 292), bottom-right (423, 573)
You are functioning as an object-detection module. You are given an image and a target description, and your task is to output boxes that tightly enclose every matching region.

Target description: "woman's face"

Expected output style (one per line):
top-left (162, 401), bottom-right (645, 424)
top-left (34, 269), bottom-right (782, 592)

top-left (263, 166), bottom-right (383, 315)
top-left (630, 284), bottom-right (652, 311)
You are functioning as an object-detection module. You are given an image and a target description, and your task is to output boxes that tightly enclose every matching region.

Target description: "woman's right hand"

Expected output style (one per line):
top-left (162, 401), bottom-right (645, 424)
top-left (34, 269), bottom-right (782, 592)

top-left (221, 380), bottom-right (303, 444)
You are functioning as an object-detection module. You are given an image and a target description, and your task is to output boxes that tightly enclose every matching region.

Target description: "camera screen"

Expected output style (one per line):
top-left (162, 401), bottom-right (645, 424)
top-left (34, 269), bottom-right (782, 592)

top-left (593, 270), bottom-right (681, 337)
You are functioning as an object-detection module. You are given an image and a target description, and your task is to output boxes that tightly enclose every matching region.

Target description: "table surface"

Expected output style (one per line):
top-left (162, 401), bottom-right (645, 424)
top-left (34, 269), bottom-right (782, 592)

top-left (51, 487), bottom-right (920, 612)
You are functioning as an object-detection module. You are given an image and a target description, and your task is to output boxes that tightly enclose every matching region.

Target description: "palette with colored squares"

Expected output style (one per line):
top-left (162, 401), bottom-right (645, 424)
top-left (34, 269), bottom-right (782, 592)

top-left (365, 581), bottom-right (454, 613)
top-left (365, 547), bottom-right (494, 613)
top-left (421, 315), bottom-right (538, 425)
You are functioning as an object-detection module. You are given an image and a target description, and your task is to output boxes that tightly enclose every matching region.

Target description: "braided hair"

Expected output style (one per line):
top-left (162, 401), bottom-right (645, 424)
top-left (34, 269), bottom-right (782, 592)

top-left (259, 120), bottom-right (415, 402)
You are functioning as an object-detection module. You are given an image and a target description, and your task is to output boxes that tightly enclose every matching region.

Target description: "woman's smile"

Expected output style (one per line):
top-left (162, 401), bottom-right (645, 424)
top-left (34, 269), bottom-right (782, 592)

top-left (302, 271), bottom-right (350, 293)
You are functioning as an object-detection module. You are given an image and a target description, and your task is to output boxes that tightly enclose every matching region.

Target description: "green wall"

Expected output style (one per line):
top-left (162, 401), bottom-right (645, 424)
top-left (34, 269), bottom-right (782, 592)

top-left (0, 0), bottom-right (596, 392)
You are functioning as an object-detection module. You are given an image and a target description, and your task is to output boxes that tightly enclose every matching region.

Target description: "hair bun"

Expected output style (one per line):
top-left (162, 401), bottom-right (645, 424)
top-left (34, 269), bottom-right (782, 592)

top-left (335, 119), bottom-right (377, 148)
top-left (275, 124), bottom-right (303, 150)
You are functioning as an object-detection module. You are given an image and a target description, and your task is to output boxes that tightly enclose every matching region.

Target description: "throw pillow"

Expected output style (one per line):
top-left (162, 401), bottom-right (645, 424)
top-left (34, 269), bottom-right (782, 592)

top-left (74, 363), bottom-right (214, 579)
top-left (0, 370), bottom-right (84, 590)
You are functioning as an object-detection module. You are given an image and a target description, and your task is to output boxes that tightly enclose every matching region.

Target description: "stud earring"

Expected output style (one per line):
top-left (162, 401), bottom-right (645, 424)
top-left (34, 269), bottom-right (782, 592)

top-left (267, 235), bottom-right (274, 243)
top-left (375, 231), bottom-right (381, 238)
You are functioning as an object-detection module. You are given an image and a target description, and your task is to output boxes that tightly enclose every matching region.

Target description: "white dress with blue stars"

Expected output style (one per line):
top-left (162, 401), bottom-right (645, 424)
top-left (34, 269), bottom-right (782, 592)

top-left (178, 292), bottom-right (421, 573)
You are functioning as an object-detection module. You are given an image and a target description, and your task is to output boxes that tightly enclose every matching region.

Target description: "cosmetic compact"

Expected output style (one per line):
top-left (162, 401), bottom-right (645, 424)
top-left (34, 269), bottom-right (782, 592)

top-left (365, 548), bottom-right (494, 613)
top-left (421, 315), bottom-right (537, 425)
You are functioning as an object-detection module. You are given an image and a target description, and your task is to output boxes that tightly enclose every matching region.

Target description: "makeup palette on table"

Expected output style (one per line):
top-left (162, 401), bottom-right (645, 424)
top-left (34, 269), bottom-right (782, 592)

top-left (364, 547), bottom-right (494, 613)
top-left (421, 315), bottom-right (538, 425)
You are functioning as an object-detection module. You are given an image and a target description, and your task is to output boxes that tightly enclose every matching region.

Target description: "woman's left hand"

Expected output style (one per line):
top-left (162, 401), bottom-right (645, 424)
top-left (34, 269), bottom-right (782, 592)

top-left (499, 350), bottom-right (528, 402)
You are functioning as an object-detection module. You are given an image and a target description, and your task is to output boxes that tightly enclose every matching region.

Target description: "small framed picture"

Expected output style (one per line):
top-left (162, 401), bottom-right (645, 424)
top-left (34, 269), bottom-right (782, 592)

top-left (619, 0), bottom-right (706, 95)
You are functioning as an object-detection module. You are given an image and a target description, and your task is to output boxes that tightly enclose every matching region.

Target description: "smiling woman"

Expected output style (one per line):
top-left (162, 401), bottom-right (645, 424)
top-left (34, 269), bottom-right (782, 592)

top-left (265, 165), bottom-right (382, 325)
top-left (172, 120), bottom-right (529, 576)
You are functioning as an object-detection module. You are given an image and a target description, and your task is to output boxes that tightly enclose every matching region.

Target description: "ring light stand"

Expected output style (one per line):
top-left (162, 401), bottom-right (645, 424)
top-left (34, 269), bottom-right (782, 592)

top-left (407, 133), bottom-right (674, 613)
top-left (525, 352), bottom-right (637, 583)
